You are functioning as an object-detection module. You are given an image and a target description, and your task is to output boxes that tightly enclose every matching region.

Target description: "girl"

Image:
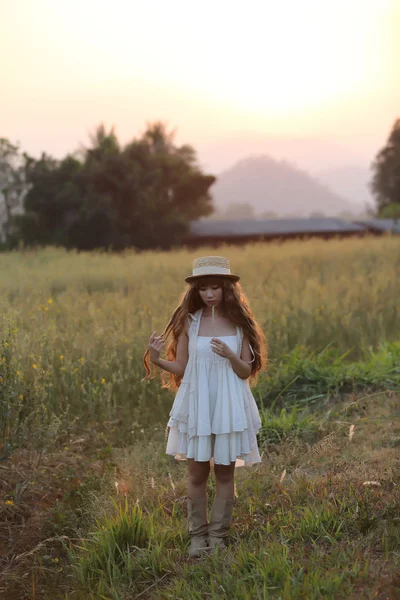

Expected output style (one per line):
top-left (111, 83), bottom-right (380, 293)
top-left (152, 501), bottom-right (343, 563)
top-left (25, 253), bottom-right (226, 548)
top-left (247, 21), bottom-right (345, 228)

top-left (143, 256), bottom-right (267, 557)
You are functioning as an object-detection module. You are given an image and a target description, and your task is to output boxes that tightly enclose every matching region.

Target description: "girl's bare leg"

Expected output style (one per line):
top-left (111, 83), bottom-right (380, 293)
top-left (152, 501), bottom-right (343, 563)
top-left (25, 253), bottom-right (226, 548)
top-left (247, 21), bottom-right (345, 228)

top-left (187, 459), bottom-right (210, 499)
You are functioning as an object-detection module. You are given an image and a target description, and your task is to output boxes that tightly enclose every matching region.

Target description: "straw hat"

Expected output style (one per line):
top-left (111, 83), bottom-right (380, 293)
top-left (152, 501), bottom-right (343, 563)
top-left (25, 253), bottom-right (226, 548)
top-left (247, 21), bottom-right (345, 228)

top-left (185, 256), bottom-right (240, 283)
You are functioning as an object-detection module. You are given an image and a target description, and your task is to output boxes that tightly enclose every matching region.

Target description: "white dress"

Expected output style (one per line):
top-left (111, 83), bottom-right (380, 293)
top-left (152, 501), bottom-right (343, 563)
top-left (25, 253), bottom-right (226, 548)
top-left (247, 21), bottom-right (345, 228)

top-left (166, 308), bottom-right (262, 466)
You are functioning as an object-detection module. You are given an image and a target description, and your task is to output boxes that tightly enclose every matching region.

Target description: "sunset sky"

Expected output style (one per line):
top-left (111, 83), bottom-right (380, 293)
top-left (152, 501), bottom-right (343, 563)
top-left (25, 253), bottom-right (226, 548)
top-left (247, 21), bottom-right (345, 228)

top-left (1, 0), bottom-right (398, 174)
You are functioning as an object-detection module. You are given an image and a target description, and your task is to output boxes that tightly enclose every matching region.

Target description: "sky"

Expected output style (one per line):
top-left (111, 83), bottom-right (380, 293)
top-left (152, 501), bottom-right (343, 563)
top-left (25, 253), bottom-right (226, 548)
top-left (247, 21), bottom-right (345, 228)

top-left (1, 0), bottom-right (399, 175)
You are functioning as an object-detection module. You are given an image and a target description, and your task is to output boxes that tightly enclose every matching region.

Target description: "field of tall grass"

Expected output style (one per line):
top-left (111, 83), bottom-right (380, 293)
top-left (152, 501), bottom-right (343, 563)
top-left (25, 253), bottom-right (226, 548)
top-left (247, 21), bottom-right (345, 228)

top-left (1, 235), bottom-right (400, 599)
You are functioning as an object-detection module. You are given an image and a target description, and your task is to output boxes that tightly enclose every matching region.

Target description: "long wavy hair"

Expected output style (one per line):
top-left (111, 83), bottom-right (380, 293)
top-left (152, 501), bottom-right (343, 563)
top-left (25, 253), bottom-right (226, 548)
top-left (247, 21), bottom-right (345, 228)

top-left (143, 277), bottom-right (268, 391)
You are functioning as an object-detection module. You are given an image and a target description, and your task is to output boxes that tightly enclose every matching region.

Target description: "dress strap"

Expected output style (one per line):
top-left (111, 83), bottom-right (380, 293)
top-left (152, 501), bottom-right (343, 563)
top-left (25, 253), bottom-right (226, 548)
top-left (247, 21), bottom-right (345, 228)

top-left (236, 326), bottom-right (243, 356)
top-left (237, 326), bottom-right (255, 363)
top-left (188, 308), bottom-right (203, 354)
top-left (246, 343), bottom-right (256, 364)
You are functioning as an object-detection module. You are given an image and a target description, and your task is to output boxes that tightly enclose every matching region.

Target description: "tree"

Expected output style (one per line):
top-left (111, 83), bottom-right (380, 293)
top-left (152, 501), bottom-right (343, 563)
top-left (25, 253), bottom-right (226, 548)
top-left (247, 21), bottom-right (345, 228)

top-left (77, 121), bottom-right (215, 249)
top-left (338, 210), bottom-right (355, 222)
top-left (18, 122), bottom-right (216, 250)
top-left (223, 203), bottom-right (255, 219)
top-left (258, 210), bottom-right (278, 219)
top-left (0, 138), bottom-right (27, 244)
top-left (21, 153), bottom-right (84, 246)
top-left (371, 118), bottom-right (400, 222)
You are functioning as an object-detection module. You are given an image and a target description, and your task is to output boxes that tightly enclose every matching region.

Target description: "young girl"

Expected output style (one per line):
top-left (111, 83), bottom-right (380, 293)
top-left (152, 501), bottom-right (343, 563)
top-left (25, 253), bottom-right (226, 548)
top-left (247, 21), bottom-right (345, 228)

top-left (143, 256), bottom-right (267, 557)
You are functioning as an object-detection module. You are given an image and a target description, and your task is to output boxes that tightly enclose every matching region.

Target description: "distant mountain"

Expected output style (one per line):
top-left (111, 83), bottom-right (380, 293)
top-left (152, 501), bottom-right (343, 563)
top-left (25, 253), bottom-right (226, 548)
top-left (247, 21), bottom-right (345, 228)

top-left (210, 155), bottom-right (361, 217)
top-left (198, 134), bottom-right (370, 174)
top-left (315, 165), bottom-right (375, 210)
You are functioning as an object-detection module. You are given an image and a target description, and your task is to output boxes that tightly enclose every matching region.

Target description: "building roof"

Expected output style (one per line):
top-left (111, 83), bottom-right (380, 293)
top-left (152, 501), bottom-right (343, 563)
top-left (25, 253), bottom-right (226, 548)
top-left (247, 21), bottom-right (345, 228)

top-left (189, 218), bottom-right (366, 238)
top-left (354, 219), bottom-right (400, 234)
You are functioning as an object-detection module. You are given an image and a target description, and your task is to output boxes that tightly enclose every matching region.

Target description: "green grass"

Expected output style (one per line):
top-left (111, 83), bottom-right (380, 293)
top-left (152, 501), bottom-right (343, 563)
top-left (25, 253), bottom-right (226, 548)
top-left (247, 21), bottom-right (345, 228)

top-left (53, 390), bottom-right (399, 600)
top-left (0, 239), bottom-right (400, 599)
top-left (1, 311), bottom-right (400, 460)
top-left (2, 390), bottom-right (399, 599)
top-left (0, 238), bottom-right (399, 456)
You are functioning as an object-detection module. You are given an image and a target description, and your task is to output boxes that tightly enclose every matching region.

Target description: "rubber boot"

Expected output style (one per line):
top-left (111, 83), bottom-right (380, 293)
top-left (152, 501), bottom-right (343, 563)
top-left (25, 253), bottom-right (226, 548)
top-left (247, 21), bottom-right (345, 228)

top-left (187, 496), bottom-right (209, 557)
top-left (208, 497), bottom-right (234, 551)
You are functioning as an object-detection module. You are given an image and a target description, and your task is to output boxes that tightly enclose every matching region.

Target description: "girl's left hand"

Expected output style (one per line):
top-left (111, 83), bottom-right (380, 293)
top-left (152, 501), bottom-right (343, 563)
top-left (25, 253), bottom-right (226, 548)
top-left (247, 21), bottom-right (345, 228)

top-left (210, 338), bottom-right (235, 360)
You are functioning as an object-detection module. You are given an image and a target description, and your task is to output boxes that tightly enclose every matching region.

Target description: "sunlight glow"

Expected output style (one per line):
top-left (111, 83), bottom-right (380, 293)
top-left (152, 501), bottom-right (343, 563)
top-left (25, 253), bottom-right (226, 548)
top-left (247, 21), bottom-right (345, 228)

top-left (1, 0), bottom-right (398, 156)
top-left (27, 0), bottom-right (393, 113)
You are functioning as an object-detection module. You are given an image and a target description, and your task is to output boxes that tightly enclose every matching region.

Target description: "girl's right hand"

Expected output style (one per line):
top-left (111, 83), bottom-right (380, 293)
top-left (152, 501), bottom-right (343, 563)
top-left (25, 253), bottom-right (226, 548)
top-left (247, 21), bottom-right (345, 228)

top-left (148, 331), bottom-right (164, 364)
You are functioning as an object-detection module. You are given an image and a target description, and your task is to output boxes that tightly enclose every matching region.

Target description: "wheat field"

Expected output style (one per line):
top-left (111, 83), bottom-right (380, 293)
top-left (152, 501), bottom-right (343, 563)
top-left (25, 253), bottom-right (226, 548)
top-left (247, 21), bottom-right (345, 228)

top-left (1, 236), bottom-right (399, 437)
top-left (1, 235), bottom-right (400, 599)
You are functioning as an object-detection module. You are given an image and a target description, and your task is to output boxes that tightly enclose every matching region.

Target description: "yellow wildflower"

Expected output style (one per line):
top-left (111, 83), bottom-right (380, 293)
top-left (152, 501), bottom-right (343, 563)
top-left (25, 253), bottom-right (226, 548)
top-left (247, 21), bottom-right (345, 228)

top-left (59, 355), bottom-right (64, 360)
top-left (32, 364), bottom-right (37, 369)
top-left (101, 378), bottom-right (106, 384)
top-left (5, 500), bottom-right (14, 506)
top-left (79, 357), bottom-right (85, 365)
top-left (16, 370), bottom-right (21, 377)
top-left (48, 298), bottom-right (53, 304)
top-left (18, 394), bottom-right (24, 400)
top-left (44, 307), bottom-right (49, 312)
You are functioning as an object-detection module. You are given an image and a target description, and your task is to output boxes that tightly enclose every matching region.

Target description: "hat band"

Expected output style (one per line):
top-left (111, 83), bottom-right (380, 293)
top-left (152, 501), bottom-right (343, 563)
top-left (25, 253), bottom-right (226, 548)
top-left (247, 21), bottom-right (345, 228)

top-left (193, 266), bottom-right (231, 276)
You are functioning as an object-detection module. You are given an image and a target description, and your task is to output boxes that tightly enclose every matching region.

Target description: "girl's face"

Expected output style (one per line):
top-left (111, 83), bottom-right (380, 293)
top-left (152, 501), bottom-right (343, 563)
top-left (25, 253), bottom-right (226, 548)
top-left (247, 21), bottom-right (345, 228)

top-left (198, 279), bottom-right (223, 309)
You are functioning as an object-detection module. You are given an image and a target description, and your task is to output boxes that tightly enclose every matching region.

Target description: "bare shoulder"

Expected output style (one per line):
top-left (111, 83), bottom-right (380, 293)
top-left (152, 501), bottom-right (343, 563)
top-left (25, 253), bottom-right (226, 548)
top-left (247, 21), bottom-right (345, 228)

top-left (242, 331), bottom-right (251, 346)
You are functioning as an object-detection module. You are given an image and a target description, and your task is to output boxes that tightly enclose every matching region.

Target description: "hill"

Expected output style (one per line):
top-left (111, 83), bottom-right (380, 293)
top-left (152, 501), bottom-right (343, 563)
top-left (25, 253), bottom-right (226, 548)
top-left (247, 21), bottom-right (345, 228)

top-left (198, 134), bottom-right (368, 174)
top-left (210, 155), bottom-right (360, 217)
top-left (316, 165), bottom-right (374, 210)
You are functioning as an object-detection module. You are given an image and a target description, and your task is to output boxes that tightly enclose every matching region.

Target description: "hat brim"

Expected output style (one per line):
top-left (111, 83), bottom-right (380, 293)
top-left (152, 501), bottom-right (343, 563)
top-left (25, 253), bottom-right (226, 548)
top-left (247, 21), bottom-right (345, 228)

top-left (185, 274), bottom-right (240, 283)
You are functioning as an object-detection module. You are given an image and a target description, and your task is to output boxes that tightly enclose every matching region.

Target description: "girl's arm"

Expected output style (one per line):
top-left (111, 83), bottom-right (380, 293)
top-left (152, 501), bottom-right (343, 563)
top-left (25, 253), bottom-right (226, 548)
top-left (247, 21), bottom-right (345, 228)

top-left (149, 321), bottom-right (189, 377)
top-left (210, 333), bottom-right (254, 379)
